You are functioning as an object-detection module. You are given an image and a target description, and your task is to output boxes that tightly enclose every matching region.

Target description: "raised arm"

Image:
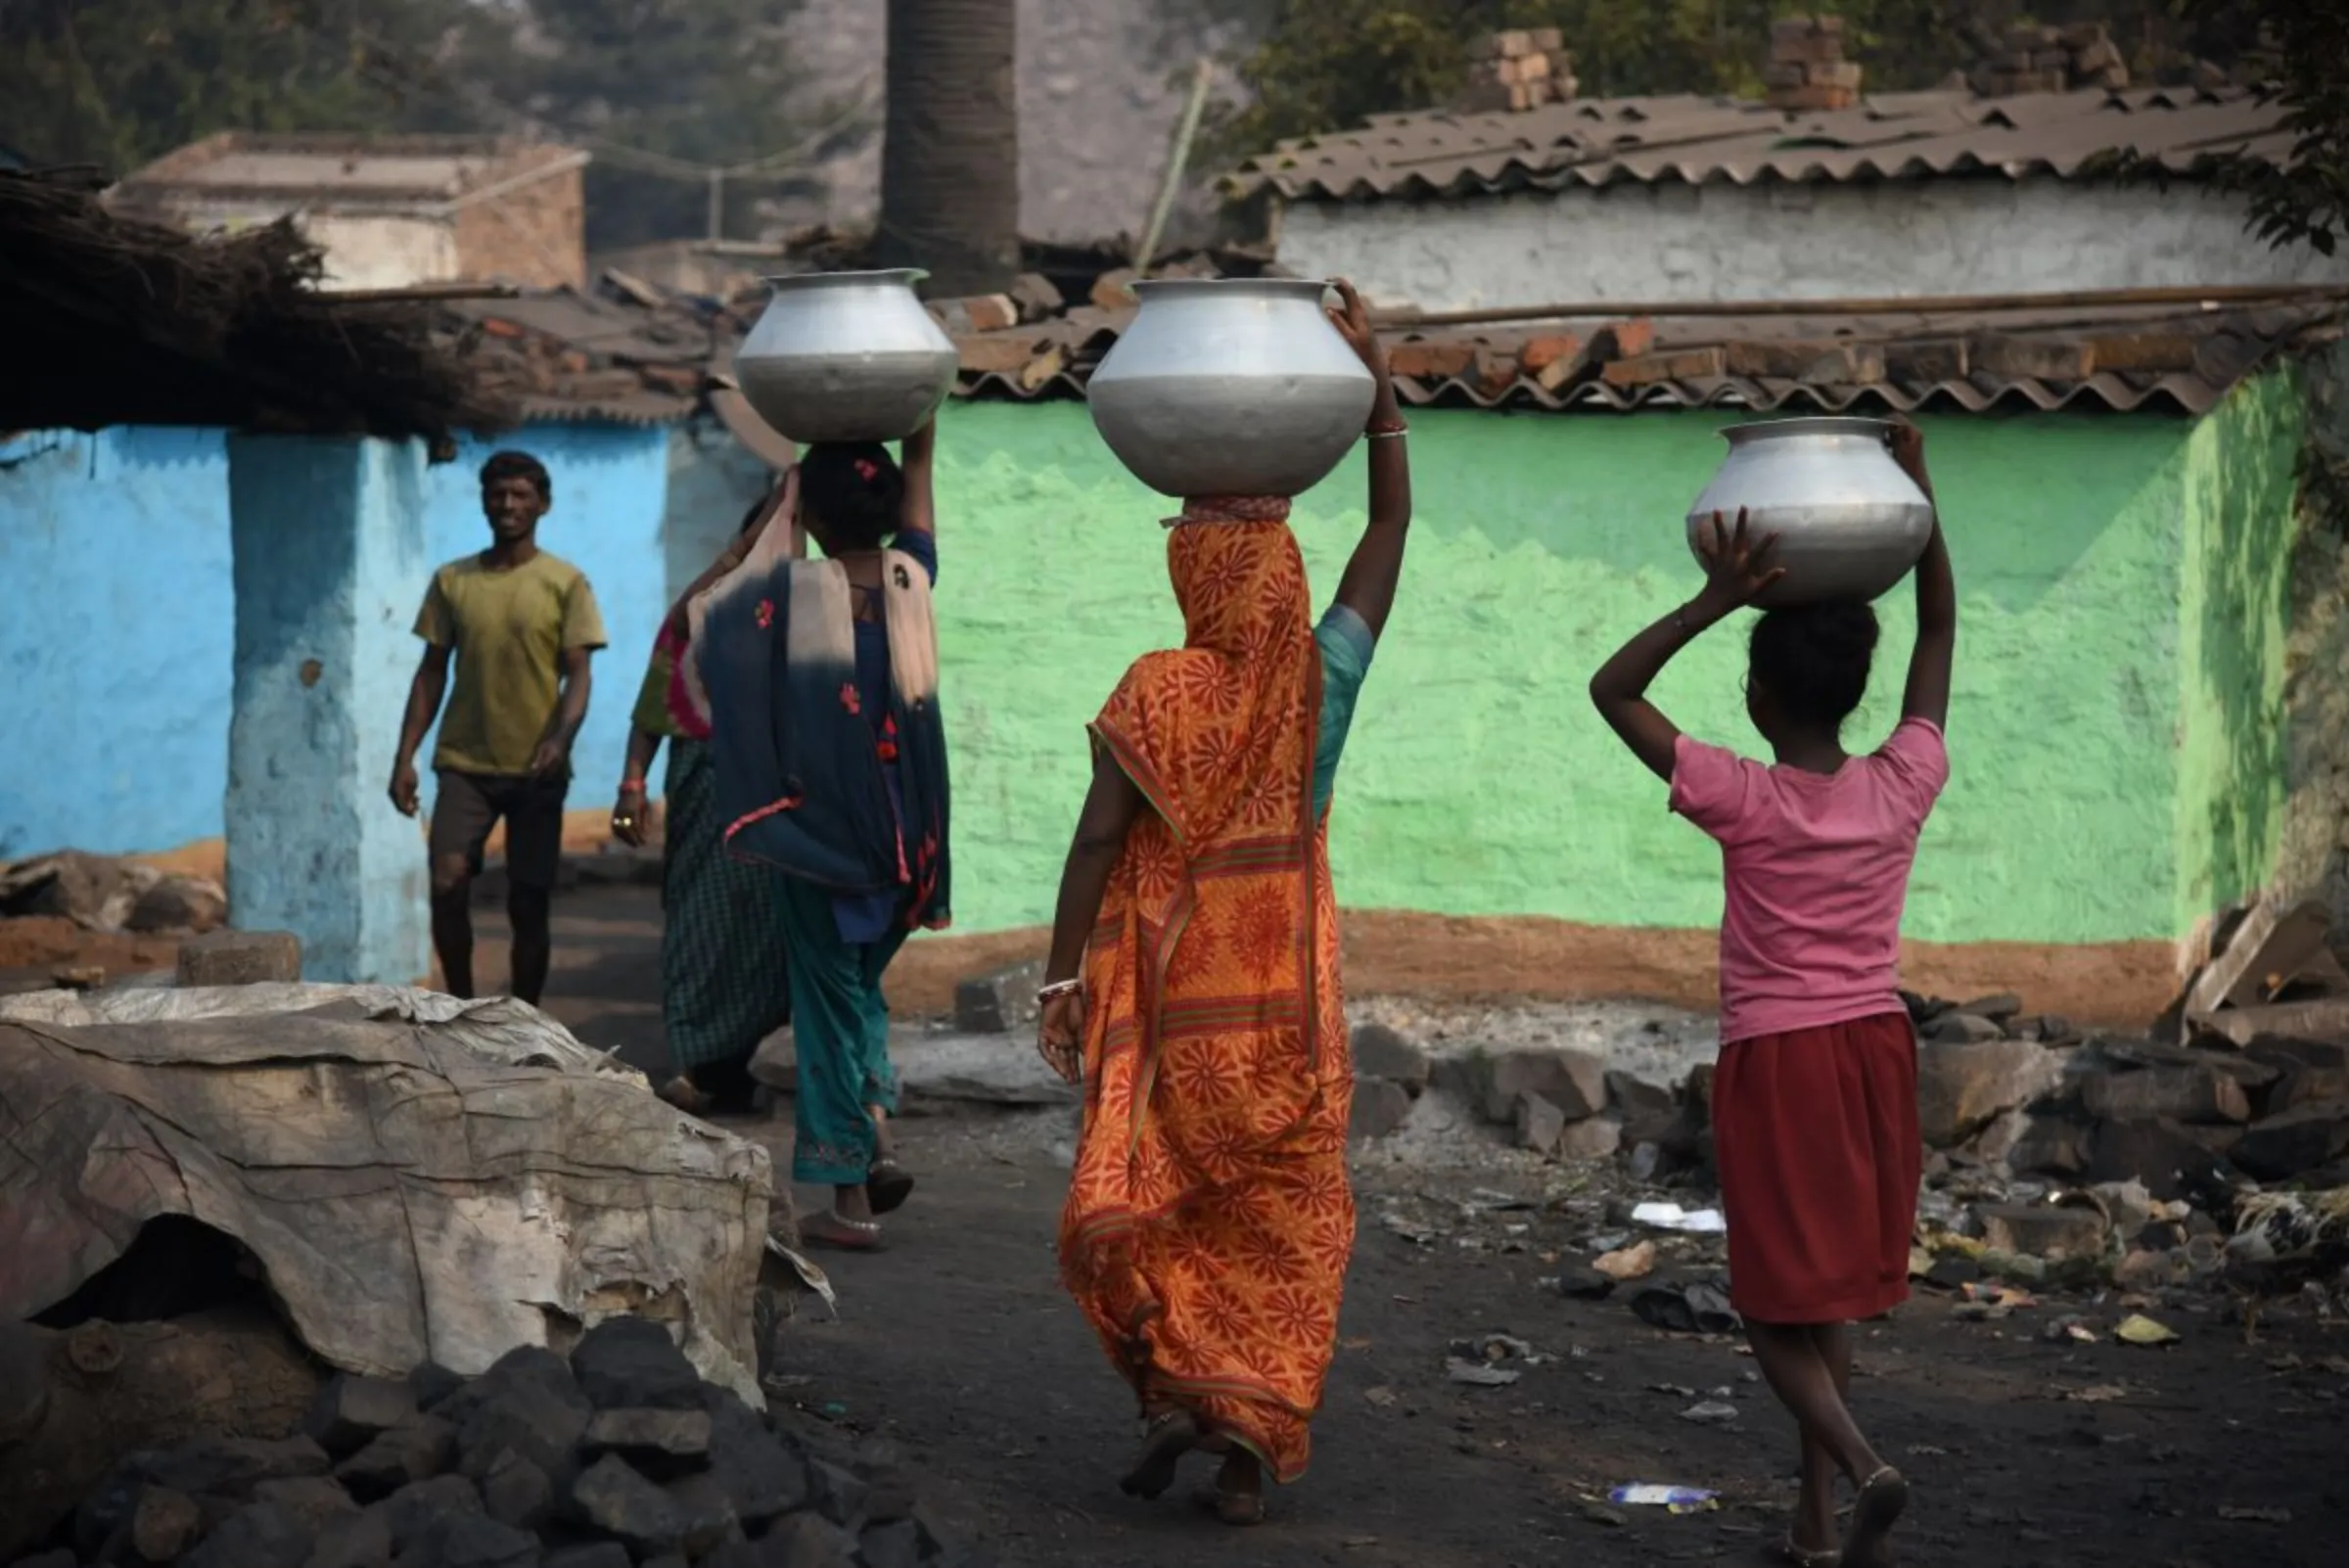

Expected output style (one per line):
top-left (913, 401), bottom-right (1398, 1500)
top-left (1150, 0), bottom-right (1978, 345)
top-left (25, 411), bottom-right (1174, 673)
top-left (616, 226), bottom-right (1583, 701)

top-left (1325, 280), bottom-right (1412, 638)
top-left (1891, 424), bottom-right (1955, 731)
top-left (1588, 510), bottom-right (1781, 782)
top-left (1035, 747), bottom-right (1145, 1084)
top-left (898, 416), bottom-right (936, 538)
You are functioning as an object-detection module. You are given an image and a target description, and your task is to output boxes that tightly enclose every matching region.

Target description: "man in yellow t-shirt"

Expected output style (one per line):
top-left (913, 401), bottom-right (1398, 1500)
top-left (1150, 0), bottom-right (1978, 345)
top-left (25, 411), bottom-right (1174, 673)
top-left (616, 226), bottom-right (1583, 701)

top-left (389, 451), bottom-right (606, 1004)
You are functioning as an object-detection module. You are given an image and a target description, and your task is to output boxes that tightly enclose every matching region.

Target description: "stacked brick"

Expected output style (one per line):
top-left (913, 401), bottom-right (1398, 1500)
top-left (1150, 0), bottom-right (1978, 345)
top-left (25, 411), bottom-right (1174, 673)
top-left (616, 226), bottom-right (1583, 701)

top-left (1973, 21), bottom-right (2132, 97)
top-left (1765, 16), bottom-right (1863, 113)
top-left (1456, 29), bottom-right (1578, 115)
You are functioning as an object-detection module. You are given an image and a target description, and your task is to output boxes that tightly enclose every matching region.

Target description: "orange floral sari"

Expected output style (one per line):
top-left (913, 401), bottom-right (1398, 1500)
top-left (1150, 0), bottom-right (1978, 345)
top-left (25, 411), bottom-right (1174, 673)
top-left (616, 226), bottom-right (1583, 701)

top-left (1058, 514), bottom-right (1355, 1485)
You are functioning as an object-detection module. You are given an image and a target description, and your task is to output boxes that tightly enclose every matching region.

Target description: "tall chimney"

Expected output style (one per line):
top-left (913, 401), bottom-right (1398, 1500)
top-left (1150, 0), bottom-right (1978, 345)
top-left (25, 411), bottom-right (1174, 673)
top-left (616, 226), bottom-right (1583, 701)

top-left (1765, 15), bottom-right (1862, 113)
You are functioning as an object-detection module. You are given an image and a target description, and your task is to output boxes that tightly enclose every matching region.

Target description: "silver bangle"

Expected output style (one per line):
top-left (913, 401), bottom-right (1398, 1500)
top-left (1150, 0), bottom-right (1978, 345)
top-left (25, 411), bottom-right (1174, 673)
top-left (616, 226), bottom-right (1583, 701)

top-left (1036, 978), bottom-right (1083, 1003)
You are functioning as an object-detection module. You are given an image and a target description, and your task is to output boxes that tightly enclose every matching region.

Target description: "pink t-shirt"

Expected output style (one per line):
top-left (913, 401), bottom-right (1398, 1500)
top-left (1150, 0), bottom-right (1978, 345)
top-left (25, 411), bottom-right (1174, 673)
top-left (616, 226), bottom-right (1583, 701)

top-left (1670, 717), bottom-right (1949, 1045)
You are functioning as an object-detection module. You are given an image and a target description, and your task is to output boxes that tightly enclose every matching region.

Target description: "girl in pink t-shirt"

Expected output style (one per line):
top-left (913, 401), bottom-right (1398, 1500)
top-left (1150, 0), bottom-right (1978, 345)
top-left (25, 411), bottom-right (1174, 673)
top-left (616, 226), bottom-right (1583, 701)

top-left (1589, 424), bottom-right (1955, 1568)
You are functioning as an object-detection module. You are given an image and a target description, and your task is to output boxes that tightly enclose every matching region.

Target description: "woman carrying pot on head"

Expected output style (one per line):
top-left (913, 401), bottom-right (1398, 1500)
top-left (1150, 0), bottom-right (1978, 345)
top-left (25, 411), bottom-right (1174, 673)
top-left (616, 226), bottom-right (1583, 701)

top-left (692, 420), bottom-right (946, 1252)
top-left (1036, 281), bottom-right (1410, 1526)
top-left (613, 483), bottom-right (799, 1119)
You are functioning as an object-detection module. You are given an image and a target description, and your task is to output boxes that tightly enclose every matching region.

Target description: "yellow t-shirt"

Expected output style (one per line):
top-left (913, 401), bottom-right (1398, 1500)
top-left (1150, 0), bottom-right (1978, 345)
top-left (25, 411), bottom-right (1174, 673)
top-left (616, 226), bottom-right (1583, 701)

top-left (413, 550), bottom-right (608, 776)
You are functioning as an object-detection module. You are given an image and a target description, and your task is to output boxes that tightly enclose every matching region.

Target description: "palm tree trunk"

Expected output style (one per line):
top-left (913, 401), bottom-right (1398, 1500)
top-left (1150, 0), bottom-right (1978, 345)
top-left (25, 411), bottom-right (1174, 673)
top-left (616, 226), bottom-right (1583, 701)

top-left (877, 0), bottom-right (1020, 298)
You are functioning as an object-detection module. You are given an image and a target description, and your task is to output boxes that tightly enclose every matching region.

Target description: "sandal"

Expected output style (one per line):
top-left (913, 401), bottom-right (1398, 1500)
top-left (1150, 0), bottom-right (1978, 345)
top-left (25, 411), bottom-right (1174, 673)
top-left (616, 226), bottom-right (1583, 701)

top-left (1841, 1466), bottom-right (1909, 1568)
top-left (865, 1158), bottom-right (915, 1218)
top-left (799, 1212), bottom-right (886, 1254)
top-left (1119, 1408), bottom-right (1200, 1499)
top-left (1189, 1481), bottom-right (1266, 1527)
top-left (1776, 1536), bottom-right (1842, 1567)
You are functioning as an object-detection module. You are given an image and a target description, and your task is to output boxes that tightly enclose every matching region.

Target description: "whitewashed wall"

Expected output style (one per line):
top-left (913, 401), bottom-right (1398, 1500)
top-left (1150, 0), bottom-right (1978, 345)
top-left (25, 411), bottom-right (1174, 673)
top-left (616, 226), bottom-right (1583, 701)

top-left (1279, 178), bottom-right (2349, 311)
top-left (172, 200), bottom-right (458, 290)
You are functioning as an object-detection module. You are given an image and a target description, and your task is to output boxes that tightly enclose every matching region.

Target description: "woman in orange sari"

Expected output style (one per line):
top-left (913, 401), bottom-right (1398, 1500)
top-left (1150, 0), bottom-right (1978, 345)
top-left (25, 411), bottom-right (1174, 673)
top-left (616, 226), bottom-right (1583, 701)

top-left (1036, 280), bottom-right (1411, 1525)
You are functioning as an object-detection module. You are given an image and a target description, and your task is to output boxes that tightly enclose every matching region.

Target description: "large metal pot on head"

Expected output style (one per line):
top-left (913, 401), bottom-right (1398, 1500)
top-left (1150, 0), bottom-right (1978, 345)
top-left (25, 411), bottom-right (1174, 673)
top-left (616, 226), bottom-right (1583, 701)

top-left (733, 269), bottom-right (959, 444)
top-left (1087, 279), bottom-right (1377, 499)
top-left (1686, 417), bottom-right (1934, 607)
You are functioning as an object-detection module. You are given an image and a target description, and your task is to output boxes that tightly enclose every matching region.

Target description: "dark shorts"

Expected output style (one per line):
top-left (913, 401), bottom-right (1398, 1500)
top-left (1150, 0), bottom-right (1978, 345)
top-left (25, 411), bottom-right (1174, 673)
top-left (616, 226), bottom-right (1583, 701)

top-left (430, 770), bottom-right (570, 892)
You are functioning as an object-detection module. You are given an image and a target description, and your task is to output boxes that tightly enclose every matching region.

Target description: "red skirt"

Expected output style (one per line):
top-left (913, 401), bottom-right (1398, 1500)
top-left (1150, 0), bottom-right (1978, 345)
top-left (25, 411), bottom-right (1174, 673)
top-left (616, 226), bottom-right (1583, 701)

top-left (1714, 1012), bottom-right (1920, 1324)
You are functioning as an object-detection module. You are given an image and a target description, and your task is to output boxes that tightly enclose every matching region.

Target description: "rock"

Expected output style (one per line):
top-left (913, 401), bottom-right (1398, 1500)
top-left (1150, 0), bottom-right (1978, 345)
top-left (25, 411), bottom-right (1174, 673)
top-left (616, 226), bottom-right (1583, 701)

top-left (141, 1434), bottom-right (332, 1500)
top-left (303, 1506), bottom-right (394, 1568)
top-left (2233, 1104), bottom-right (2349, 1180)
top-left (1479, 1047), bottom-right (1606, 1124)
top-left (1351, 1025), bottom-right (1430, 1095)
top-left (335, 1416), bottom-right (456, 1500)
top-left (1516, 1090), bottom-right (1567, 1155)
top-left (385, 1475), bottom-right (484, 1553)
top-left (457, 1376), bottom-right (591, 1483)
top-left (2006, 1114), bottom-right (2091, 1176)
top-left (1008, 272), bottom-right (1064, 321)
top-left (1558, 1117), bottom-right (1623, 1161)
top-left (127, 874), bottom-right (229, 935)
top-left (662, 1471), bottom-right (740, 1557)
top-left (2245, 1038), bottom-right (2349, 1112)
top-left (2080, 1064), bottom-right (2251, 1125)
top-left (2087, 1119), bottom-right (2234, 1199)
top-left (407, 1513), bottom-right (540, 1568)
top-left (1604, 1070), bottom-right (1676, 1122)
top-left (130, 1485), bottom-right (207, 1563)
top-left (807, 1458), bottom-right (870, 1526)
top-left (569, 1453), bottom-right (685, 1556)
top-left (571, 1317), bottom-right (706, 1413)
top-left (854, 1458), bottom-right (917, 1526)
top-left (1960, 992), bottom-right (2025, 1023)
top-left (1348, 1078), bottom-right (1413, 1142)
top-left (179, 1500), bottom-right (312, 1568)
top-left (703, 1389), bottom-right (811, 1524)
top-left (581, 1407), bottom-right (714, 1468)
top-left (543, 1545), bottom-right (633, 1568)
top-left (949, 957), bottom-right (1044, 1035)
top-left (858, 1519), bottom-right (927, 1568)
top-left (305, 1374), bottom-right (421, 1458)
top-left (410, 1362), bottom-right (469, 1413)
top-left (701, 1542), bottom-right (762, 1568)
top-left (250, 1476), bottom-right (358, 1530)
top-left (759, 1511), bottom-right (858, 1568)
top-left (174, 929), bottom-right (302, 987)
top-left (1916, 1038), bottom-right (2062, 1146)
top-left (433, 1346), bottom-right (576, 1430)
top-left (479, 1449), bottom-right (554, 1534)
top-left (1976, 1202), bottom-right (2108, 1262)
top-left (1925, 1011), bottom-right (2005, 1044)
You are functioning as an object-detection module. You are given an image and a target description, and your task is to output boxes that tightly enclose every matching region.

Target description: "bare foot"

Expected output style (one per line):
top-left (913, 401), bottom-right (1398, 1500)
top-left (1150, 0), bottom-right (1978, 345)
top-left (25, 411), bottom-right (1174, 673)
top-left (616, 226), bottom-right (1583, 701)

top-left (1190, 1450), bottom-right (1265, 1526)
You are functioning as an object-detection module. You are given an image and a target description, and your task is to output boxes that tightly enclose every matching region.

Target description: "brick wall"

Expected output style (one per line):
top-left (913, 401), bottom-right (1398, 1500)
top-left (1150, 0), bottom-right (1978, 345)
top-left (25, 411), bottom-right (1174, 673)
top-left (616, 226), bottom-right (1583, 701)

top-left (453, 166), bottom-right (586, 289)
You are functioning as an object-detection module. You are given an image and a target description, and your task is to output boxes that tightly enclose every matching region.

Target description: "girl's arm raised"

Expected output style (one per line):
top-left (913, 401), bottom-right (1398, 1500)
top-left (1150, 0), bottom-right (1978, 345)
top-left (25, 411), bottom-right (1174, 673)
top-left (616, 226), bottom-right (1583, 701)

top-left (1324, 279), bottom-right (1413, 638)
top-left (1891, 424), bottom-right (1956, 731)
top-left (1589, 509), bottom-right (1782, 782)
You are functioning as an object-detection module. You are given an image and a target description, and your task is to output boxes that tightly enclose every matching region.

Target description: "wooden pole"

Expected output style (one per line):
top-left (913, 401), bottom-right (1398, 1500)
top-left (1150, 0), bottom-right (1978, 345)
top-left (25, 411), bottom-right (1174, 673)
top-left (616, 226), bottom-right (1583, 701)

top-left (1369, 282), bottom-right (2349, 330)
top-left (1134, 58), bottom-right (1217, 273)
top-left (315, 282), bottom-right (525, 302)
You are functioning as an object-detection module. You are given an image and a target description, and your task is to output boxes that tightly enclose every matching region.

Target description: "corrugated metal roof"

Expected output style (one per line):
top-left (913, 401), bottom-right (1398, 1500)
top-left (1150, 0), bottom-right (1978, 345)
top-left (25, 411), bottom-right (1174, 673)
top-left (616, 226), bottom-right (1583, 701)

top-left (1226, 85), bottom-right (2288, 203)
top-left (947, 298), bottom-right (2341, 419)
top-left (115, 135), bottom-right (585, 210)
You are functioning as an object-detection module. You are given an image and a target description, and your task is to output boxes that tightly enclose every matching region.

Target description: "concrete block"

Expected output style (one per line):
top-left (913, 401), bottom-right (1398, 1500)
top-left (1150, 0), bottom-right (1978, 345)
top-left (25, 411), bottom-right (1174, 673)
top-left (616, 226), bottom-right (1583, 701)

top-left (177, 930), bottom-right (302, 988)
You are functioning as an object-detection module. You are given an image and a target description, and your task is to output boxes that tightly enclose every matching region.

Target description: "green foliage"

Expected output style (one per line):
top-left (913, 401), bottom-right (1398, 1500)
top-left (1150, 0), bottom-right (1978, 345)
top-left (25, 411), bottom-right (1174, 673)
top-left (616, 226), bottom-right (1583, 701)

top-left (0, 0), bottom-right (468, 175)
top-left (2188, 1), bottom-right (2349, 254)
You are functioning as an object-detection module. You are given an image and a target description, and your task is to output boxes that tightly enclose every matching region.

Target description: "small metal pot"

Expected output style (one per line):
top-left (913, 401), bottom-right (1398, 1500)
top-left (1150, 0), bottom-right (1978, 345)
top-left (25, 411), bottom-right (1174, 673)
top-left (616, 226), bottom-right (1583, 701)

top-left (1087, 278), bottom-right (1377, 499)
top-left (1686, 416), bottom-right (1934, 607)
top-left (733, 269), bottom-right (959, 444)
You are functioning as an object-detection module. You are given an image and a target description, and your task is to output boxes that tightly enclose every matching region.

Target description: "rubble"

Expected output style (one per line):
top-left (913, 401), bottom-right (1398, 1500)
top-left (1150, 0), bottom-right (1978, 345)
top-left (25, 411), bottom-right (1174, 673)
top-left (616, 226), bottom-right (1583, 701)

top-left (0, 851), bottom-right (228, 937)
top-left (1971, 19), bottom-right (2132, 97)
top-left (6, 1320), bottom-right (962, 1568)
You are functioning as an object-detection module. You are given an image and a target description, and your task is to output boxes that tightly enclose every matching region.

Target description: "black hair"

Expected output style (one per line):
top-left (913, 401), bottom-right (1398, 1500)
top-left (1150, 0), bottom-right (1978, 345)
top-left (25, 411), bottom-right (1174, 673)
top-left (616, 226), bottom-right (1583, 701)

top-left (798, 441), bottom-right (904, 550)
top-left (480, 450), bottom-right (552, 502)
top-left (1749, 601), bottom-right (1879, 730)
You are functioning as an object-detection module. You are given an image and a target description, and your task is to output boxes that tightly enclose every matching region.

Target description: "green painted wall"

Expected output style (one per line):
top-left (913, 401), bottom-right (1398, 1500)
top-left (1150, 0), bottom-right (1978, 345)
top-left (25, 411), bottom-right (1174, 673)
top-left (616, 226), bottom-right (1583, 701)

top-left (924, 393), bottom-right (2288, 945)
top-left (2175, 367), bottom-right (2303, 931)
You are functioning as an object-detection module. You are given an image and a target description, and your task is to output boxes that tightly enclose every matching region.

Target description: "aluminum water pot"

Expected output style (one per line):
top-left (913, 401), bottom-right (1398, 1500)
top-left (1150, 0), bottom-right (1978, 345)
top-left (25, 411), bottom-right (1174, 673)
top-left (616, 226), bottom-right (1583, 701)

top-left (1685, 417), bottom-right (1934, 607)
top-left (733, 269), bottom-right (959, 444)
top-left (1087, 279), bottom-right (1377, 499)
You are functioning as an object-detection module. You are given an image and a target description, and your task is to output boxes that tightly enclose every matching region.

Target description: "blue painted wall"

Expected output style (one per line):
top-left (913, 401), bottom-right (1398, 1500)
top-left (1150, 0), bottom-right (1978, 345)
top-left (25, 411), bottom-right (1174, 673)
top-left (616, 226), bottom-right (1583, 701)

top-left (0, 428), bottom-right (234, 859)
top-left (0, 420), bottom-right (698, 857)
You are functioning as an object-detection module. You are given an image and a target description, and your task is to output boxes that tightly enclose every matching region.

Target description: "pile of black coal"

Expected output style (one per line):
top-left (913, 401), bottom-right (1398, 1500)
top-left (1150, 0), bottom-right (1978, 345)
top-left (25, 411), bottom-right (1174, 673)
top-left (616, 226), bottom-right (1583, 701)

top-left (9, 1316), bottom-right (977, 1568)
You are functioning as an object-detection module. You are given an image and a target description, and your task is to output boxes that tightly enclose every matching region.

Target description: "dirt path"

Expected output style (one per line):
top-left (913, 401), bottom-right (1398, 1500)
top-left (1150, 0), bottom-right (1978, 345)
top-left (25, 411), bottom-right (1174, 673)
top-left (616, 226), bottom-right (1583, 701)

top-left (762, 1130), bottom-right (2344, 1568)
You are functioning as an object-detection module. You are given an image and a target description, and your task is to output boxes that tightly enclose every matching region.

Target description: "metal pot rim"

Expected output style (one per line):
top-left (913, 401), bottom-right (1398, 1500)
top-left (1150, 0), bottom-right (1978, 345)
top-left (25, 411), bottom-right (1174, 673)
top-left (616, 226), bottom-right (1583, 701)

top-left (1720, 415), bottom-right (1894, 445)
top-left (760, 267), bottom-right (931, 291)
top-left (1129, 277), bottom-right (1334, 301)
